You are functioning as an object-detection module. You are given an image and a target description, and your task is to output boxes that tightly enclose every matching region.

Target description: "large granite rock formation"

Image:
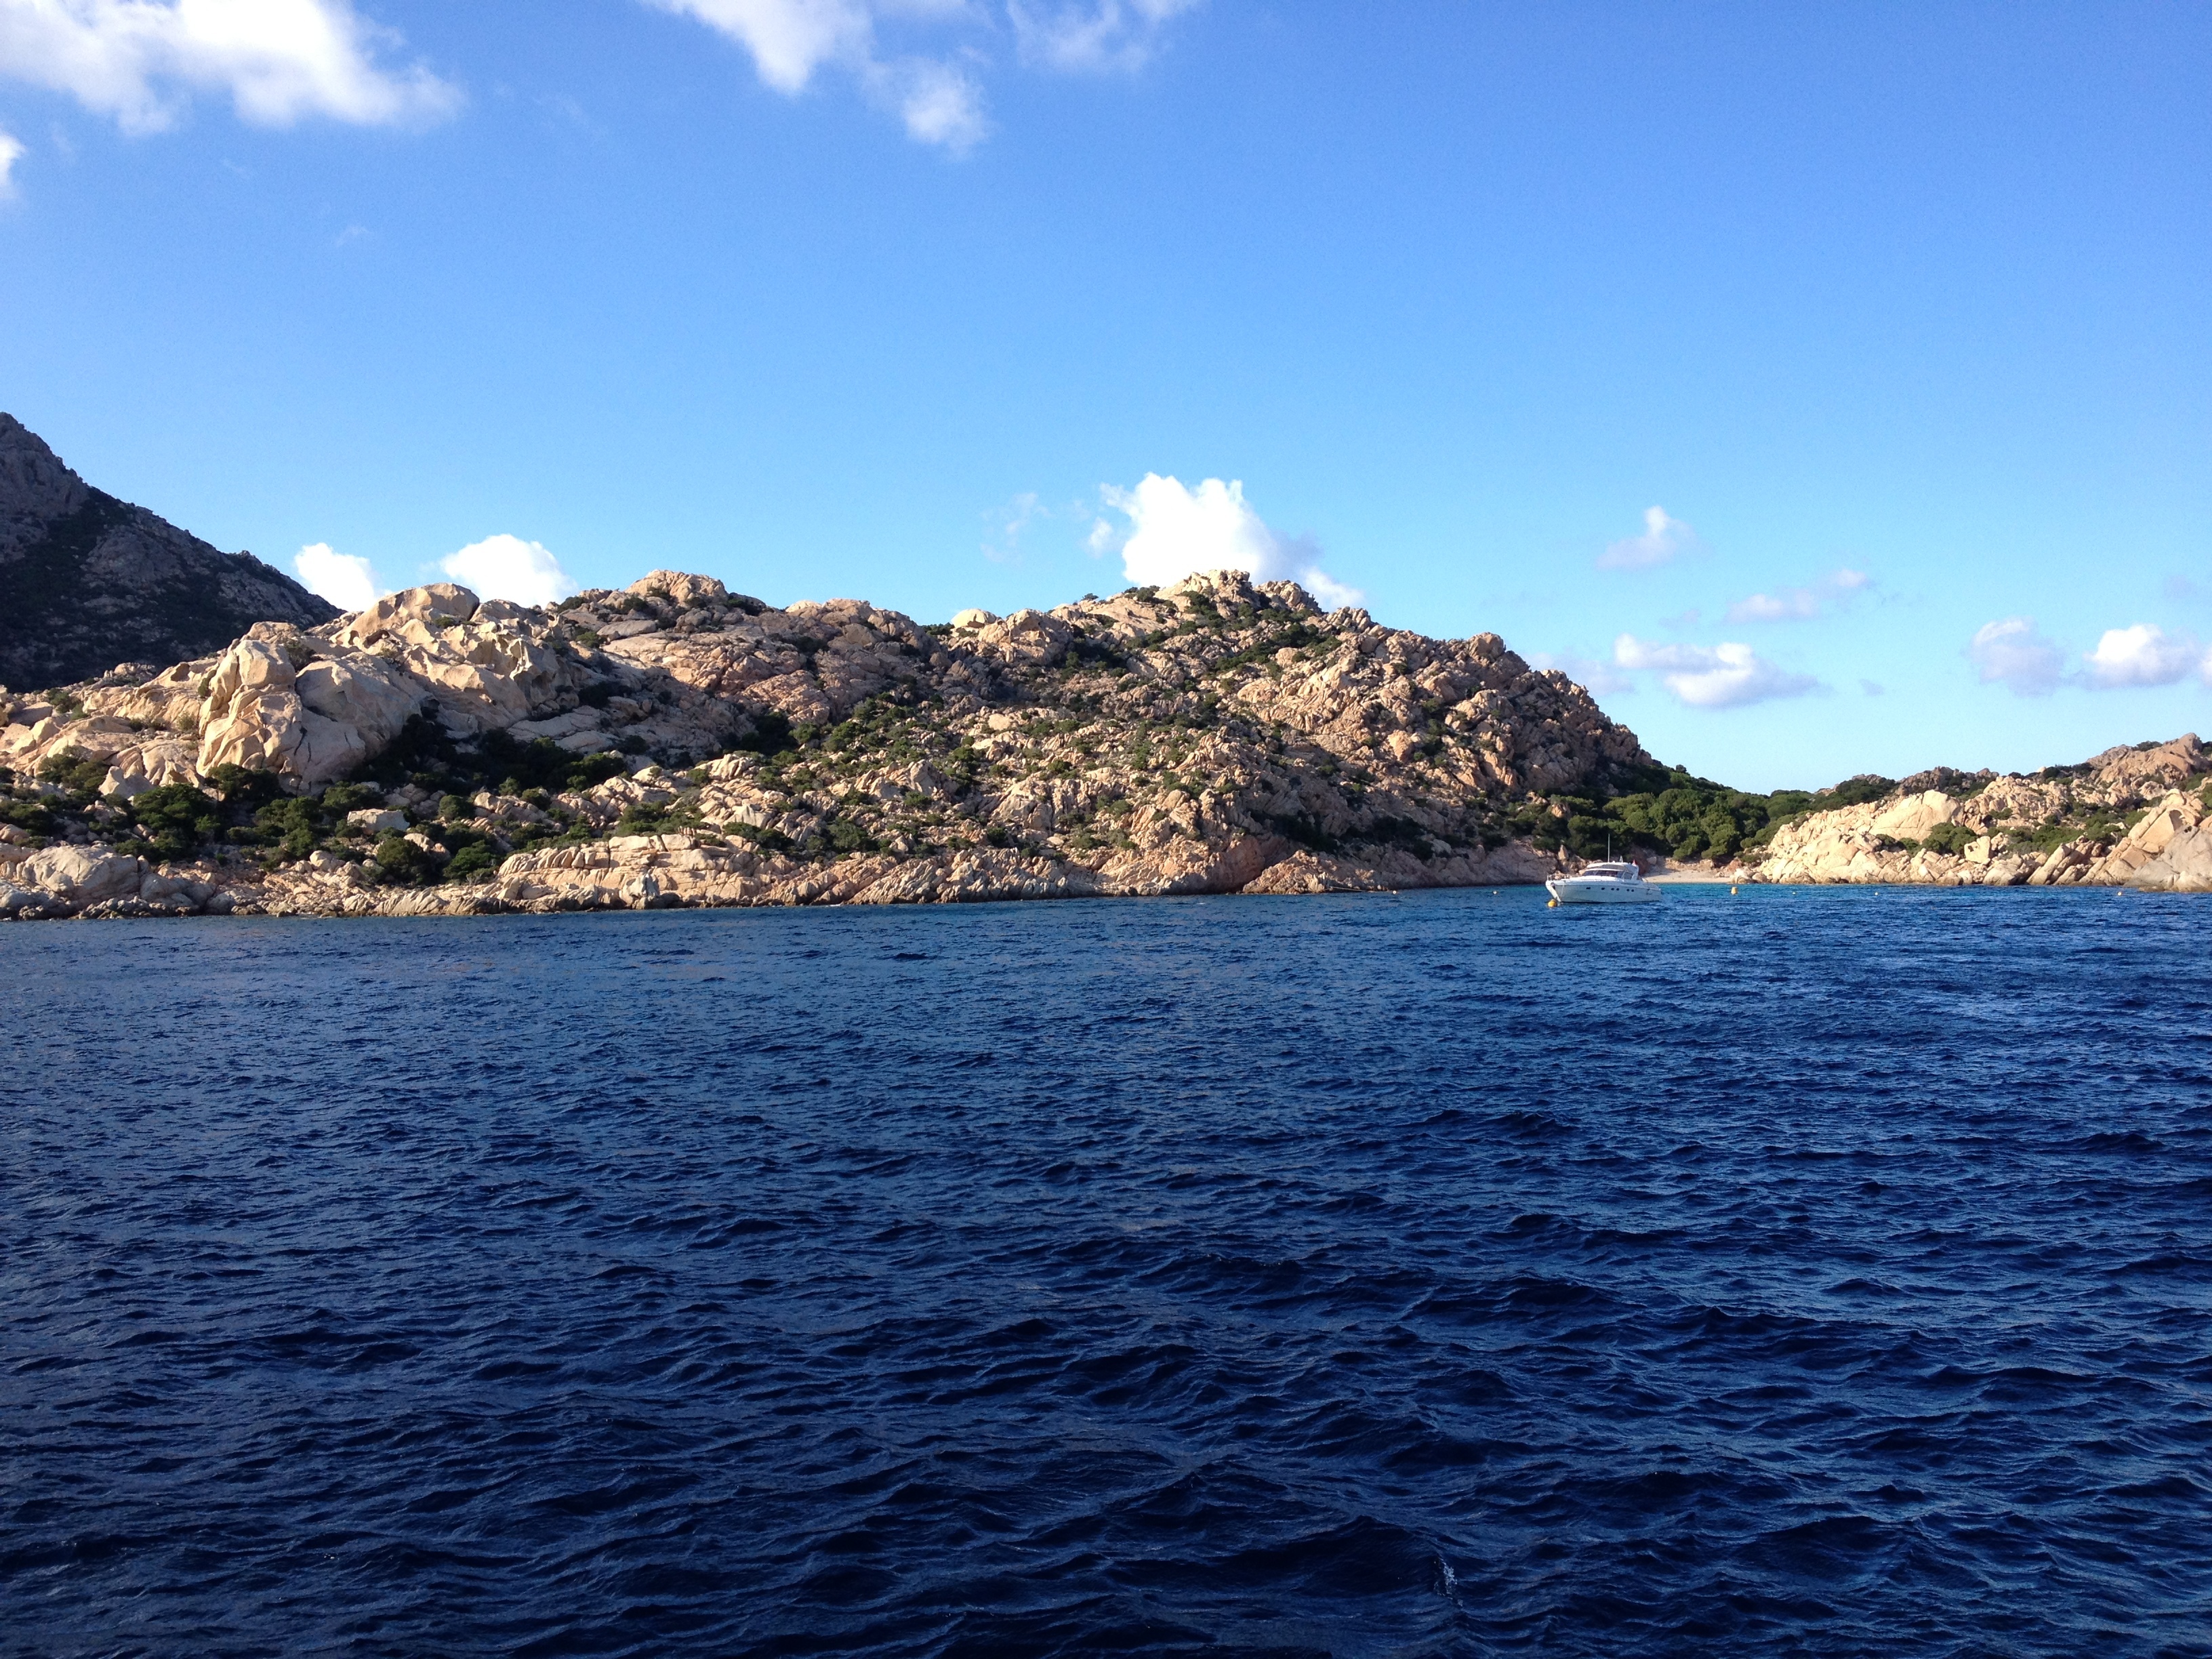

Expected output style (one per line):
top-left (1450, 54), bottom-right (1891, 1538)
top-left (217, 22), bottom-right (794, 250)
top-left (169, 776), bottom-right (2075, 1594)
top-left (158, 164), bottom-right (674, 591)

top-left (0, 413), bottom-right (336, 691)
top-left (0, 566), bottom-right (1653, 916)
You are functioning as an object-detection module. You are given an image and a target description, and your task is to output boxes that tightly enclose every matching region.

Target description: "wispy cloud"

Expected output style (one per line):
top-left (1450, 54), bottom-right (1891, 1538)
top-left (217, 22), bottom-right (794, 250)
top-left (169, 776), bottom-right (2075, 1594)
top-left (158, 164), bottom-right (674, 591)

top-left (1095, 473), bottom-right (1361, 609)
top-left (645, 0), bottom-right (1197, 152)
top-left (1597, 505), bottom-right (1696, 571)
top-left (1008, 0), bottom-right (1198, 71)
top-left (1966, 616), bottom-right (2065, 696)
top-left (1613, 634), bottom-right (1820, 709)
top-left (0, 125), bottom-right (20, 195)
top-left (1724, 567), bottom-right (1870, 623)
top-left (981, 491), bottom-right (1044, 565)
top-left (0, 0), bottom-right (460, 136)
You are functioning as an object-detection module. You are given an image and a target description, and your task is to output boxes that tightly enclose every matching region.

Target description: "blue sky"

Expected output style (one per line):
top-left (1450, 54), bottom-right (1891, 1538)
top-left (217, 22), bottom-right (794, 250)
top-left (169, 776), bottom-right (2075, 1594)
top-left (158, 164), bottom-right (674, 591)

top-left (1, 1), bottom-right (2207, 791)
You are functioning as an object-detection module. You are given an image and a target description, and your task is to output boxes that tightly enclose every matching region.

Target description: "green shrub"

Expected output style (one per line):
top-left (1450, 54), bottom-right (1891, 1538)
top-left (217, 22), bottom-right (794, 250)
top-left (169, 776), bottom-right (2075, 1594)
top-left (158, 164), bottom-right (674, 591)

top-left (251, 796), bottom-right (323, 861)
top-left (125, 783), bottom-right (222, 861)
top-left (373, 834), bottom-right (438, 884)
top-left (37, 753), bottom-right (108, 798)
top-left (444, 842), bottom-right (498, 882)
top-left (203, 764), bottom-right (285, 811)
top-left (0, 797), bottom-right (57, 838)
top-left (1923, 822), bottom-right (1975, 857)
top-left (1824, 775), bottom-right (1898, 808)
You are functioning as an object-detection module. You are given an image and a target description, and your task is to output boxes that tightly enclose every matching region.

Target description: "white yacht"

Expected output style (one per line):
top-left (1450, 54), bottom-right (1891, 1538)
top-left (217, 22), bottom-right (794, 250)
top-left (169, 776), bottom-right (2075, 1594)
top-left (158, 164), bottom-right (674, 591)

top-left (1545, 860), bottom-right (1662, 905)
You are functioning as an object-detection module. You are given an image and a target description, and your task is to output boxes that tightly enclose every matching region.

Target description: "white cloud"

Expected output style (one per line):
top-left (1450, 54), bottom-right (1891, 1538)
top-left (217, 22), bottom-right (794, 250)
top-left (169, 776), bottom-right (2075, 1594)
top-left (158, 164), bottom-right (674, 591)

top-left (1725, 567), bottom-right (1870, 623)
top-left (1008, 0), bottom-right (1198, 71)
top-left (1597, 505), bottom-right (1695, 571)
top-left (440, 534), bottom-right (578, 607)
top-left (1967, 616), bottom-right (2065, 696)
top-left (2082, 623), bottom-right (2200, 690)
top-left (865, 52), bottom-right (985, 150)
top-left (647, 0), bottom-right (876, 94)
top-left (293, 541), bottom-right (382, 611)
top-left (1613, 634), bottom-right (1820, 709)
top-left (1097, 473), bottom-right (1361, 609)
top-left (0, 0), bottom-right (460, 136)
top-left (649, 0), bottom-right (985, 150)
top-left (646, 0), bottom-right (1195, 150)
top-left (0, 126), bottom-right (21, 194)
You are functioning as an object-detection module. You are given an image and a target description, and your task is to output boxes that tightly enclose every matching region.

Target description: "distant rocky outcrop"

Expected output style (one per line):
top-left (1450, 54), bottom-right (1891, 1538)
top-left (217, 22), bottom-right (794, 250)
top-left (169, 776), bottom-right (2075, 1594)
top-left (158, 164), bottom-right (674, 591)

top-left (1746, 734), bottom-right (2211, 892)
top-left (1, 567), bottom-right (1652, 918)
top-left (0, 414), bottom-right (336, 691)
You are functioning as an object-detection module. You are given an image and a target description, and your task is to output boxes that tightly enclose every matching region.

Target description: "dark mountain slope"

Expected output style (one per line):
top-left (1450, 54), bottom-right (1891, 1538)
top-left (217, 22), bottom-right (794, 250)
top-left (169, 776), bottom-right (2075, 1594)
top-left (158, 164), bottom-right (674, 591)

top-left (0, 414), bottom-right (336, 691)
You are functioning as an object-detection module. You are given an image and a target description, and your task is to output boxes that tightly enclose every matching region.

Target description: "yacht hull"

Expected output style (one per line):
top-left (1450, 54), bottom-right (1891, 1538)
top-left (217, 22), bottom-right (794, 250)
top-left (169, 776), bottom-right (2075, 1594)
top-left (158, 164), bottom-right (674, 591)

top-left (1545, 876), bottom-right (1663, 904)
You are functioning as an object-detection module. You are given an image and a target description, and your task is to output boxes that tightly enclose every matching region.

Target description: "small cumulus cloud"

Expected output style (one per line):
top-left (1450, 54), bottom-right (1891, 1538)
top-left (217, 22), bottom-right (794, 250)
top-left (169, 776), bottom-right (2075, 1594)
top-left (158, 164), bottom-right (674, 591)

top-left (293, 541), bottom-right (384, 611)
top-left (858, 52), bottom-right (987, 151)
top-left (1967, 616), bottom-right (2065, 696)
top-left (0, 126), bottom-right (22, 195)
top-left (0, 0), bottom-right (462, 136)
top-left (1096, 473), bottom-right (1361, 609)
top-left (645, 0), bottom-right (1196, 152)
top-left (441, 534), bottom-right (578, 607)
top-left (1613, 634), bottom-right (1820, 709)
top-left (2082, 623), bottom-right (2200, 690)
top-left (1724, 568), bottom-right (1870, 624)
top-left (1597, 506), bottom-right (1696, 571)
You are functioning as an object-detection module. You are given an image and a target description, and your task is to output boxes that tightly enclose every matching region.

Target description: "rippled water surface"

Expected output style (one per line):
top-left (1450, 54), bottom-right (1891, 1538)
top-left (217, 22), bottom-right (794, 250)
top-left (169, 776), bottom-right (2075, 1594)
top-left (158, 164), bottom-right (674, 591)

top-left (5, 886), bottom-right (2212, 1658)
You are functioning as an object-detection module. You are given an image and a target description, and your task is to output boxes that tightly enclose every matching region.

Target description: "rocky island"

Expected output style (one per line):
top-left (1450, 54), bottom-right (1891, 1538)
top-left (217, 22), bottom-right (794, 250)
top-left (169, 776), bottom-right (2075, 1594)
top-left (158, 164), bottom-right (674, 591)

top-left (2, 411), bottom-right (2207, 918)
top-left (1, 565), bottom-right (1659, 918)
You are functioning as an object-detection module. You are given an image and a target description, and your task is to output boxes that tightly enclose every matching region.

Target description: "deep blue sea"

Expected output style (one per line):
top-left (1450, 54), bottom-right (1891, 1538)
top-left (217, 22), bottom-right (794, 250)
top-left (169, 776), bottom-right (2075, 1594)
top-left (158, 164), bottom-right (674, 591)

top-left (5, 886), bottom-right (2211, 1658)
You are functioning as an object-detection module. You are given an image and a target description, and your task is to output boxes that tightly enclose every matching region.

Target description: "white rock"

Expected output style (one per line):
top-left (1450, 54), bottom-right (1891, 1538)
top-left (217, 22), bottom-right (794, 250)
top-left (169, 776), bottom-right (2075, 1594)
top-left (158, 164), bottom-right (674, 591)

top-left (16, 845), bottom-right (145, 913)
top-left (1870, 790), bottom-right (1958, 842)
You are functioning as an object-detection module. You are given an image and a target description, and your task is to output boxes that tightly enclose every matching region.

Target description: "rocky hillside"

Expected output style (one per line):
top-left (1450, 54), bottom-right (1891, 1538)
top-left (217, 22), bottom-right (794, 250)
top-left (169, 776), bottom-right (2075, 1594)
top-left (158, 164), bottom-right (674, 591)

top-left (0, 414), bottom-right (336, 691)
top-left (1740, 735), bottom-right (2212, 891)
top-left (0, 567), bottom-right (1654, 918)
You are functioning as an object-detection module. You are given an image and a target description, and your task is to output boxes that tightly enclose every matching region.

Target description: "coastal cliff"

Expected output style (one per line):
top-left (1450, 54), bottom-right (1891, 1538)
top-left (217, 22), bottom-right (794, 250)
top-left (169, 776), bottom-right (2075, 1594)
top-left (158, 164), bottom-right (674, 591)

top-left (1, 568), bottom-right (1653, 918)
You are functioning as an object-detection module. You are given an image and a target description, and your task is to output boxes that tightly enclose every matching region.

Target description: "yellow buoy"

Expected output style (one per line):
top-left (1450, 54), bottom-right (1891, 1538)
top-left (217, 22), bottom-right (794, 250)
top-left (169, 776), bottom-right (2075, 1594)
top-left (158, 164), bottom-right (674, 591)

top-left (1731, 885), bottom-right (1738, 895)
top-left (1547, 897), bottom-right (1558, 908)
